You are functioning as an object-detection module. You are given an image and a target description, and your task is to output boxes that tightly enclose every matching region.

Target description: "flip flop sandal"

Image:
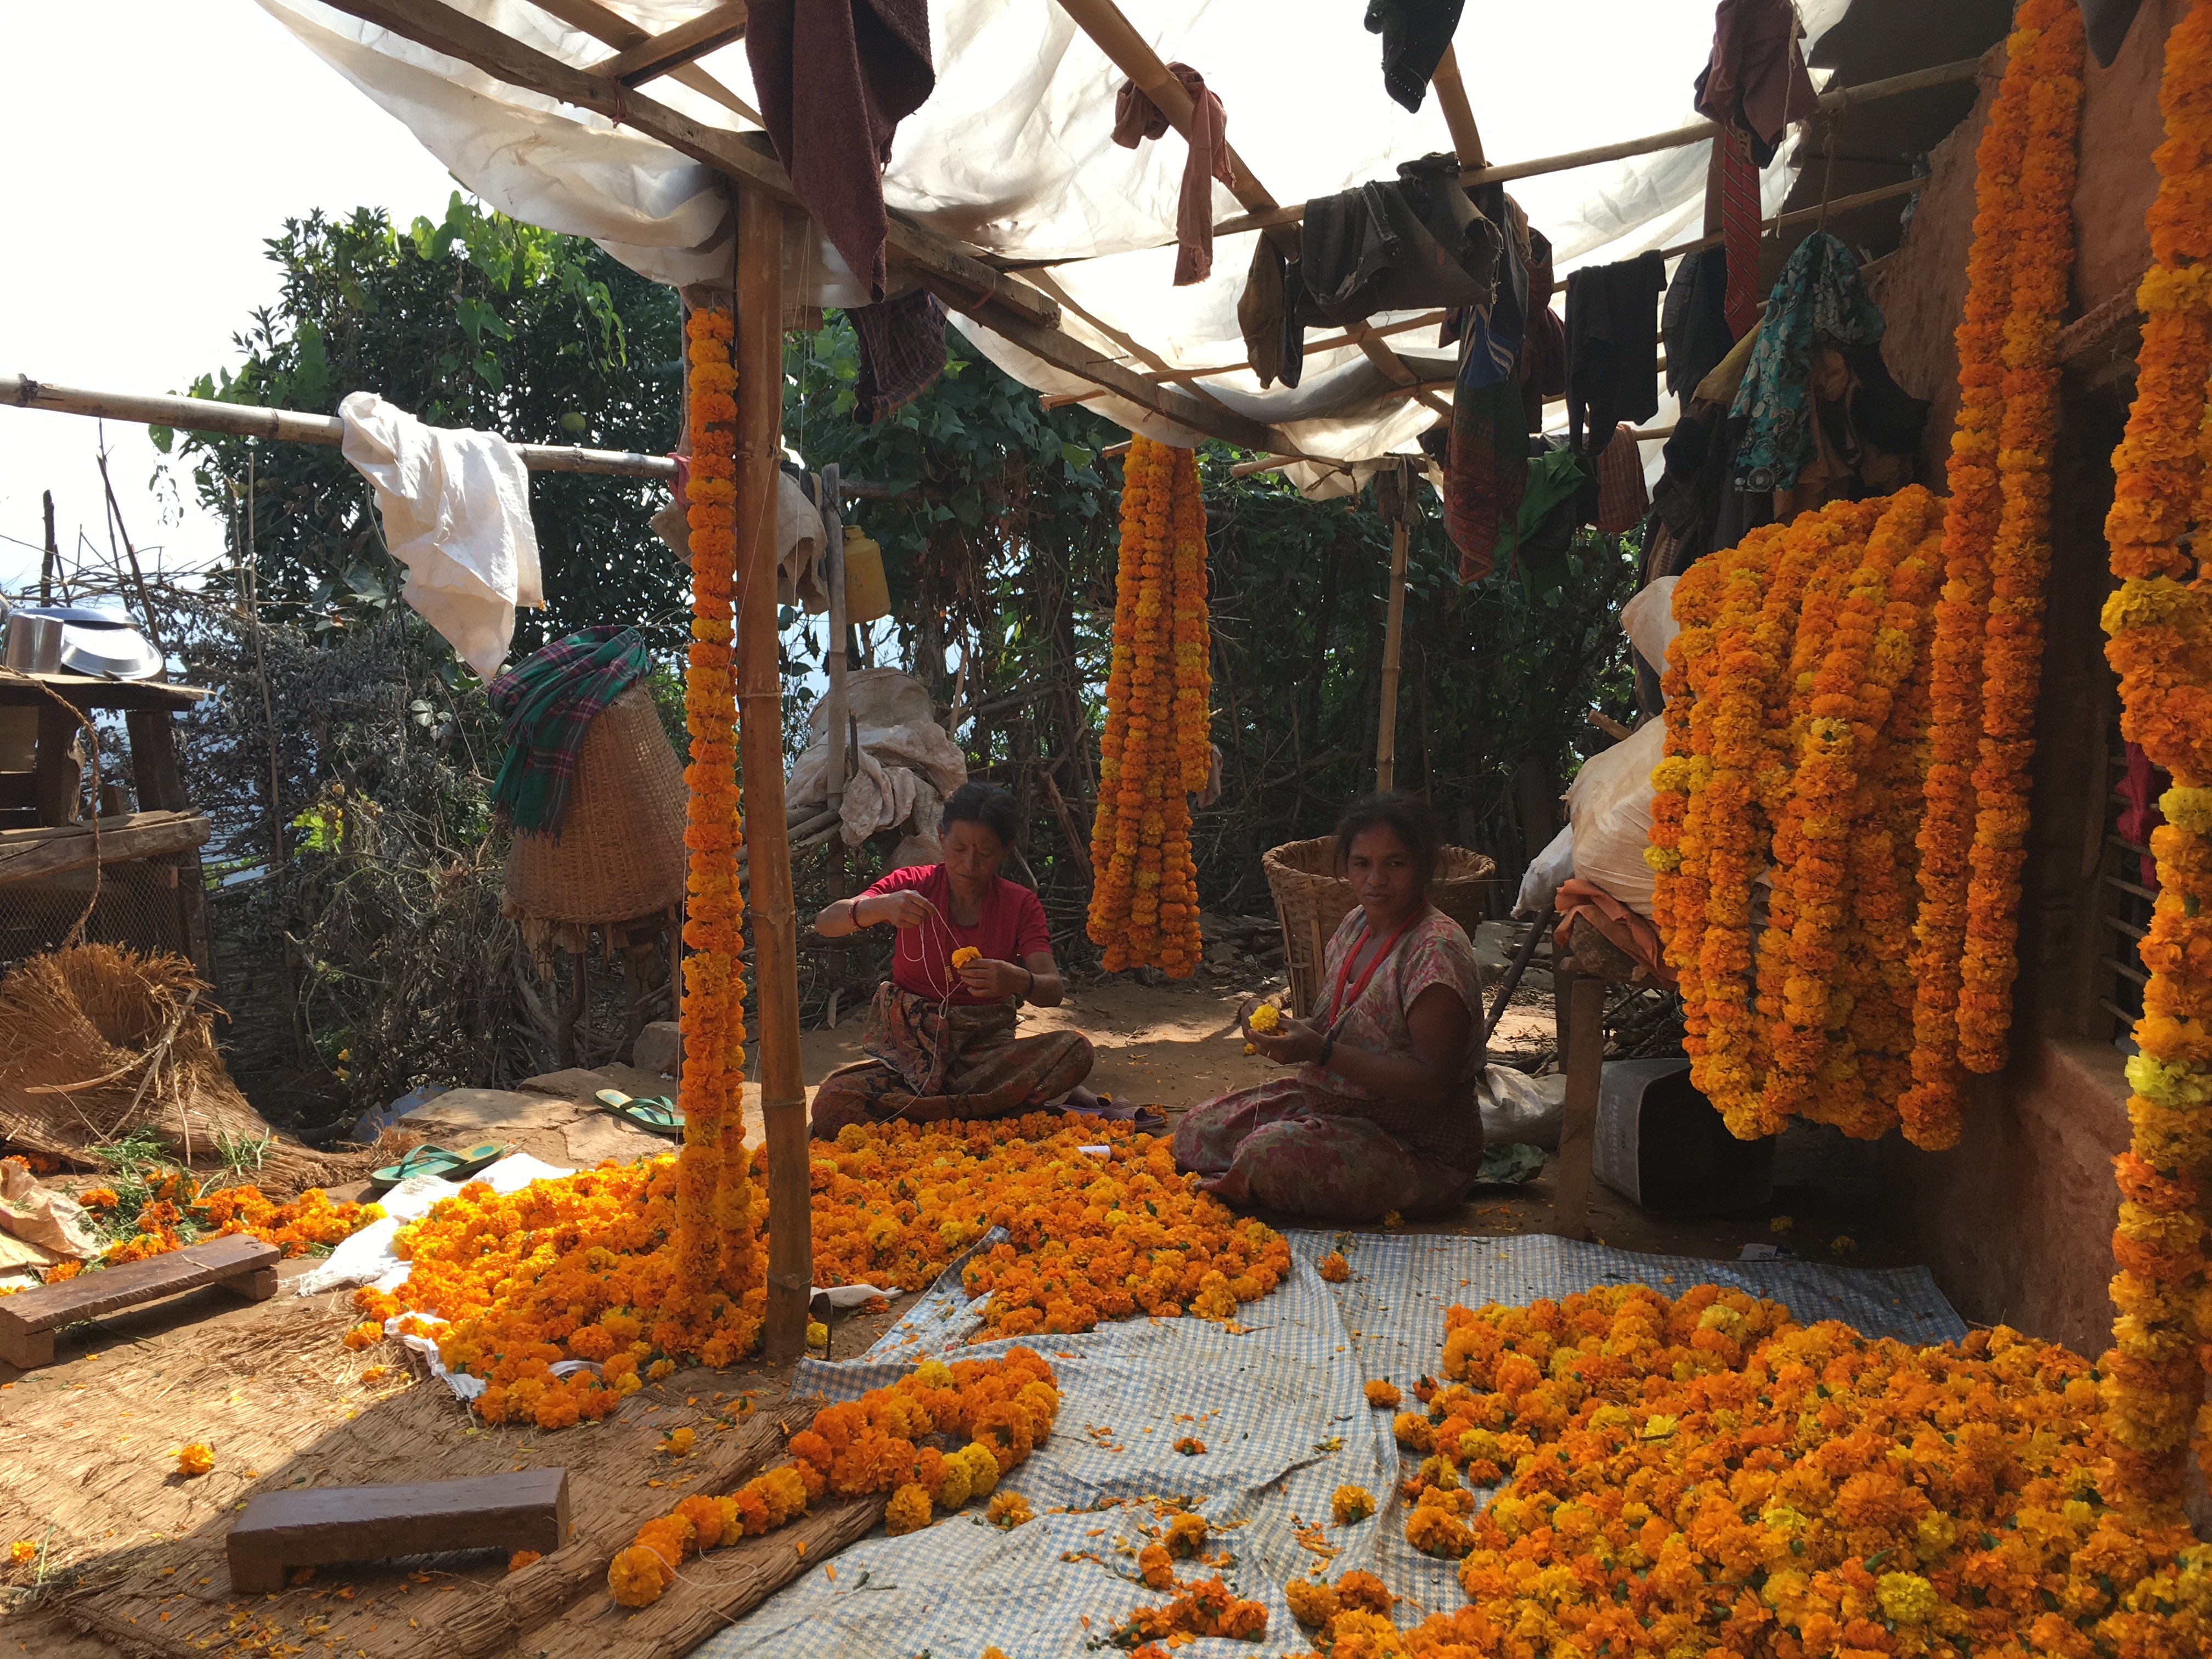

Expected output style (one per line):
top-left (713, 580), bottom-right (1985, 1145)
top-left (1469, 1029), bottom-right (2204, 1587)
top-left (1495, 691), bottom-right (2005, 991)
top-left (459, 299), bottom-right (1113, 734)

top-left (1058, 1099), bottom-right (1168, 1137)
top-left (367, 1141), bottom-right (505, 1193)
top-left (595, 1089), bottom-right (685, 1137)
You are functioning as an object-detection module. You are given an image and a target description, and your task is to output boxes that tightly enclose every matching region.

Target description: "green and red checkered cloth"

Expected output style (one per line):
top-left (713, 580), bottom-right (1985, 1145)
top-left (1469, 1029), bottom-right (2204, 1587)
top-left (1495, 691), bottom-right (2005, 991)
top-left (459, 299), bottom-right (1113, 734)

top-left (487, 625), bottom-right (654, 837)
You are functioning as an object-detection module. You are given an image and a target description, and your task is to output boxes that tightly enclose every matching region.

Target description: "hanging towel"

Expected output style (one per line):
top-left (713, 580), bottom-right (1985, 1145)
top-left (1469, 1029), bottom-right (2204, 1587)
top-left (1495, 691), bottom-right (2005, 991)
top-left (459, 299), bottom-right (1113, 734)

top-left (1729, 232), bottom-right (1886, 495)
top-left (486, 625), bottom-right (653, 838)
top-left (1694, 0), bottom-right (1818, 165)
top-left (747, 0), bottom-right (935, 302)
top-left (849, 289), bottom-right (949, 424)
top-left (1593, 426), bottom-right (1652, 534)
top-left (338, 391), bottom-right (543, 681)
top-left (1564, 251), bottom-right (1666, 461)
top-left (1362, 0), bottom-right (1466, 113)
top-left (1112, 63), bottom-right (1237, 286)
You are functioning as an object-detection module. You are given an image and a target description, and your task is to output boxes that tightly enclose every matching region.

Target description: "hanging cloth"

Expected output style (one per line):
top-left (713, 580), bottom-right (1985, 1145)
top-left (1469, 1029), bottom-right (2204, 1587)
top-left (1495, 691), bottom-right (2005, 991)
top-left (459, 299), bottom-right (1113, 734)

top-left (746, 0), bottom-right (935, 302)
top-left (1729, 232), bottom-right (1886, 495)
top-left (1564, 250), bottom-right (1666, 460)
top-left (1663, 245), bottom-right (1735, 398)
top-left (1362, 0), bottom-right (1466, 113)
top-left (1718, 131), bottom-right (1764, 340)
top-left (486, 625), bottom-right (653, 838)
top-left (1112, 63), bottom-right (1237, 286)
top-left (1693, 0), bottom-right (1818, 166)
top-left (849, 289), bottom-right (949, 424)
top-left (1443, 185), bottom-right (1531, 582)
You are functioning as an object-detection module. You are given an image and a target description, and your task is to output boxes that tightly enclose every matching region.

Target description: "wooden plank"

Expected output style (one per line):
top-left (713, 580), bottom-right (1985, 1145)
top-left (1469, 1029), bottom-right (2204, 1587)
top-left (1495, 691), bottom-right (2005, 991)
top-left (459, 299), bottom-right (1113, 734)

top-left (227, 1469), bottom-right (569, 1595)
top-left (0, 1234), bottom-right (278, 1369)
top-left (982, 311), bottom-right (1282, 451)
top-left (1551, 969), bottom-right (1604, 1243)
top-left (524, 0), bottom-right (761, 123)
top-left (591, 1), bottom-right (746, 86)
top-left (123, 708), bottom-right (183, 811)
top-left (0, 811), bottom-right (210, 887)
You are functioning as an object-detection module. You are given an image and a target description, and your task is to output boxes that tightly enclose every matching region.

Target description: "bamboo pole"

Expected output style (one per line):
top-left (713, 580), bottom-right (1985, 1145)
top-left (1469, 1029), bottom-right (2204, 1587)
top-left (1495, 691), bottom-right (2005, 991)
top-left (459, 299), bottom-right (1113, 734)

top-left (2, 374), bottom-right (681, 479)
top-left (733, 188), bottom-right (810, 1367)
top-left (1429, 45), bottom-right (1486, 169)
top-left (1375, 515), bottom-right (1409, 794)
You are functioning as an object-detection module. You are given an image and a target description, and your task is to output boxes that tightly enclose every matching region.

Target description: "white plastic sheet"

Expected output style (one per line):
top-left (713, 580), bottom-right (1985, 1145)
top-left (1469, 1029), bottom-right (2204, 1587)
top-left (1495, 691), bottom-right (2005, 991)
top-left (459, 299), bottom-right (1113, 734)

top-left (268, 0), bottom-right (1853, 479)
top-left (338, 391), bottom-right (544, 679)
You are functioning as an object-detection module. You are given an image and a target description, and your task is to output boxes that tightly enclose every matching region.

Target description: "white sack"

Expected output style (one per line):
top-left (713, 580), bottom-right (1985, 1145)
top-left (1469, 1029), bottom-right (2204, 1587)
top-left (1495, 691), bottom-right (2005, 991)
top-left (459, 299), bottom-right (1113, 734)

top-left (1622, 577), bottom-right (1681, 684)
top-left (0, 1161), bottom-right (97, 1260)
top-left (1479, 1067), bottom-right (1566, 1151)
top-left (787, 668), bottom-right (968, 847)
top-left (338, 392), bottom-right (543, 679)
top-left (1515, 823), bottom-right (1577, 920)
top-left (1568, 720), bottom-right (1667, 916)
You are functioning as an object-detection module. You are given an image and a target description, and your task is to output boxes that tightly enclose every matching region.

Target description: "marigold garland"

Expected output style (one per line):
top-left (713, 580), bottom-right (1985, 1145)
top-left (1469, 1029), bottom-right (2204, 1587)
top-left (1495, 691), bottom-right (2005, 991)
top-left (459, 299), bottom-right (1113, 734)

top-left (606, 1350), bottom-right (1054, 1608)
top-left (2096, 0), bottom-right (2212, 1519)
top-left (364, 1116), bottom-right (1286, 1427)
top-left (674, 304), bottom-right (760, 1357)
top-left (1331, 1284), bottom-right (2212, 1659)
top-left (1088, 436), bottom-right (1211, 976)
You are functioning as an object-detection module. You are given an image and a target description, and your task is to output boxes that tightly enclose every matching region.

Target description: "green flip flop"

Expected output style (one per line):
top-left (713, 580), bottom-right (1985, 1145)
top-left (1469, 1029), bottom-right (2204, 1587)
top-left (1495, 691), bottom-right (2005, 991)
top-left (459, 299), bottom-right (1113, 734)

top-left (595, 1090), bottom-right (685, 1137)
top-left (368, 1141), bottom-right (506, 1193)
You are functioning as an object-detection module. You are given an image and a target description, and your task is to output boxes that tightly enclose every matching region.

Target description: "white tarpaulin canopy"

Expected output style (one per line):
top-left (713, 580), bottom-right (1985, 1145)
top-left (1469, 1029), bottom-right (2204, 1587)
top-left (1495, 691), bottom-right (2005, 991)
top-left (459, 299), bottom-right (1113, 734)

top-left (264, 0), bottom-right (1855, 478)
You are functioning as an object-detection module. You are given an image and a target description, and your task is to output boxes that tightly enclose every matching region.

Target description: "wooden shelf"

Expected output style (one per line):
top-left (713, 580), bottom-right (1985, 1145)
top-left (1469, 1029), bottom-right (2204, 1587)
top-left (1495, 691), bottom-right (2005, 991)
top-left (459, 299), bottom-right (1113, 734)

top-left (0, 809), bottom-right (210, 886)
top-left (0, 673), bottom-right (207, 713)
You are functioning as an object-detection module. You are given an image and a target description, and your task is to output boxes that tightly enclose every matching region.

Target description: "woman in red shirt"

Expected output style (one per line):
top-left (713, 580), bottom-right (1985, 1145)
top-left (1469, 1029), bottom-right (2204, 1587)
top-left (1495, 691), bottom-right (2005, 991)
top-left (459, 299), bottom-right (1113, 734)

top-left (809, 783), bottom-right (1102, 1137)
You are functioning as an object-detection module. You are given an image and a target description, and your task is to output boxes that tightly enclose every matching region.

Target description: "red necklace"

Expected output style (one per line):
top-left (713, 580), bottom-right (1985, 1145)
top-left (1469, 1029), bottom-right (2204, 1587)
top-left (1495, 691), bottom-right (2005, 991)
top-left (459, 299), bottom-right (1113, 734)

top-left (1324, 910), bottom-right (1421, 1026)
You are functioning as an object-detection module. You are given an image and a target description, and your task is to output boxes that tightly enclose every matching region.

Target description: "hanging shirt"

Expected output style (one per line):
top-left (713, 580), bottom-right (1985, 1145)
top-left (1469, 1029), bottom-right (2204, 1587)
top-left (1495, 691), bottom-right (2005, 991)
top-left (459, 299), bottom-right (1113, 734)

top-left (1565, 251), bottom-right (1667, 461)
top-left (864, 863), bottom-right (1051, 1006)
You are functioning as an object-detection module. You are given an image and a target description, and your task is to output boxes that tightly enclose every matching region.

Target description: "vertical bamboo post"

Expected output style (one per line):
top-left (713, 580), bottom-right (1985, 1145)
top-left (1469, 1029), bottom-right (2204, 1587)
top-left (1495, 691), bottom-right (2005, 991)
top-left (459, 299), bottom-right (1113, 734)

top-left (1430, 45), bottom-right (1486, 169)
top-left (733, 188), bottom-right (810, 1365)
top-left (1374, 516), bottom-right (1410, 794)
top-left (823, 467), bottom-right (849, 902)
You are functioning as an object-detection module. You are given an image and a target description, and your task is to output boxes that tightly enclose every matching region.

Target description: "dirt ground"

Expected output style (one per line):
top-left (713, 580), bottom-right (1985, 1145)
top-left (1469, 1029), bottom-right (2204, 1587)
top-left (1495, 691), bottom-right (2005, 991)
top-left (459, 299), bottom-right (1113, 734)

top-left (0, 961), bottom-right (1920, 1655)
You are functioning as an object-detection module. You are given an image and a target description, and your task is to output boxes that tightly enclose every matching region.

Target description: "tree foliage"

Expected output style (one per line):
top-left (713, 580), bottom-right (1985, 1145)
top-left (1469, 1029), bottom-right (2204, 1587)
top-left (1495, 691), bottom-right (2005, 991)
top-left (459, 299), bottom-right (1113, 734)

top-left (159, 195), bottom-right (684, 654)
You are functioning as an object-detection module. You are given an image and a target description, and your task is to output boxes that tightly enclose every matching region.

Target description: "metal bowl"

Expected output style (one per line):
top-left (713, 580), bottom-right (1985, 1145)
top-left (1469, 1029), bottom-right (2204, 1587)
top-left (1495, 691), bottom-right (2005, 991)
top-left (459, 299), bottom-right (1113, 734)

top-left (11, 606), bottom-right (165, 680)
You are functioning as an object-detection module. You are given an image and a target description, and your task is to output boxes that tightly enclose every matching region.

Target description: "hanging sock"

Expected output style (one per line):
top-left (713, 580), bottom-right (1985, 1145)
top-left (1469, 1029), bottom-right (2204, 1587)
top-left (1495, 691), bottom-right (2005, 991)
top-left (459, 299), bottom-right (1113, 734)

top-left (1112, 63), bottom-right (1237, 286)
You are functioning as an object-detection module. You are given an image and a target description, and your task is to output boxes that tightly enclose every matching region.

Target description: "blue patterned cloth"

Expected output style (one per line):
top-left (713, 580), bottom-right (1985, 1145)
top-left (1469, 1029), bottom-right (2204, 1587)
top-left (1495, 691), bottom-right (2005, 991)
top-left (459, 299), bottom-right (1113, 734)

top-left (1729, 232), bottom-right (1886, 493)
top-left (687, 1231), bottom-right (1963, 1659)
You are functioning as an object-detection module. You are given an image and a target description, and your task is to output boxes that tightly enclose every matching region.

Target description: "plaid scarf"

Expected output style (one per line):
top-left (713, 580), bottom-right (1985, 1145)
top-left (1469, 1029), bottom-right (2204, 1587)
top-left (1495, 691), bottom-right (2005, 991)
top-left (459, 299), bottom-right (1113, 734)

top-left (487, 625), bottom-right (653, 837)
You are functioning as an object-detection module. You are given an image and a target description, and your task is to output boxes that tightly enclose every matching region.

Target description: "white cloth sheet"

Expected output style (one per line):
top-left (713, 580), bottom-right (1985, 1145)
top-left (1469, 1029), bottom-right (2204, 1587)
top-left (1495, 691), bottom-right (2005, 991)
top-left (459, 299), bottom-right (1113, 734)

top-left (338, 391), bottom-right (544, 679)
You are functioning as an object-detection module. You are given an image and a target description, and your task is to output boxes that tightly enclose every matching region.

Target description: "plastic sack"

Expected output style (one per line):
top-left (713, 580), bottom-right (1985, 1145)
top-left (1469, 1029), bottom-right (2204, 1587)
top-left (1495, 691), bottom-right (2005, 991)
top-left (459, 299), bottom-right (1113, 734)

top-left (1515, 823), bottom-right (1576, 919)
top-left (1478, 1066), bottom-right (1565, 1150)
top-left (1621, 575), bottom-right (1680, 686)
top-left (1567, 719), bottom-right (1665, 916)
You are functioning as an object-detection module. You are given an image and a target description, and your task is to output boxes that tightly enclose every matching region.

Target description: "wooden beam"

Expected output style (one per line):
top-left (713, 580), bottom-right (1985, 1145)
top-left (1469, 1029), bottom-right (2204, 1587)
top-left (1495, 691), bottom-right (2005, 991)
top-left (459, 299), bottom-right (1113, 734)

top-left (591, 2), bottom-right (746, 87)
top-left (1656, 174), bottom-right (1928, 261)
top-left (734, 189), bottom-right (809, 1368)
top-left (1429, 44), bottom-right (1485, 169)
top-left (984, 309), bottom-right (1284, 450)
top-left (1025, 269), bottom-right (1248, 425)
top-left (4, 373), bottom-right (680, 479)
top-left (526, 0), bottom-right (761, 123)
top-left (1375, 515), bottom-right (1410, 793)
top-left (1141, 309), bottom-right (1452, 387)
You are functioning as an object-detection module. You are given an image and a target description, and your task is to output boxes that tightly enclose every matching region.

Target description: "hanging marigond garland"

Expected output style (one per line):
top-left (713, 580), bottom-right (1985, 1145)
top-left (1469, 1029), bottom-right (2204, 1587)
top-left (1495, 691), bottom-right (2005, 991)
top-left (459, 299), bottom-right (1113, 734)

top-left (1651, 0), bottom-right (2082, 1150)
top-left (670, 305), bottom-right (761, 1359)
top-left (2096, 0), bottom-right (2212, 1519)
top-left (1088, 436), bottom-right (1210, 976)
top-left (1905, 0), bottom-right (2085, 1143)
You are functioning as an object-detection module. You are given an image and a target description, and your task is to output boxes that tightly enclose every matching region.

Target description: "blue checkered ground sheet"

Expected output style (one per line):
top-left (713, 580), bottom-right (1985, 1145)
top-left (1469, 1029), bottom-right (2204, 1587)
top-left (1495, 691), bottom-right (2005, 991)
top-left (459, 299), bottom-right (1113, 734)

top-left (689, 1231), bottom-right (1964, 1659)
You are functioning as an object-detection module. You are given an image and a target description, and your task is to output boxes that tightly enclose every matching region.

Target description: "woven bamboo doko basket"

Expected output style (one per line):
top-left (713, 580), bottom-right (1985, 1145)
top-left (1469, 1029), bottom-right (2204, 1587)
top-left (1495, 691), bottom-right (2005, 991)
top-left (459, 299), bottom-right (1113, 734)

top-left (1261, 838), bottom-right (1498, 1018)
top-left (503, 682), bottom-right (686, 927)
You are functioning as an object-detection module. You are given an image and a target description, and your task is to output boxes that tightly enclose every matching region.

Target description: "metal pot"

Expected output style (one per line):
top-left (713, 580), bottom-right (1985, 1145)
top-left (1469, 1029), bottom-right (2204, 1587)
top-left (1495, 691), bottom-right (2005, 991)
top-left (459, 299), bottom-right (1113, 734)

top-left (1, 612), bottom-right (63, 675)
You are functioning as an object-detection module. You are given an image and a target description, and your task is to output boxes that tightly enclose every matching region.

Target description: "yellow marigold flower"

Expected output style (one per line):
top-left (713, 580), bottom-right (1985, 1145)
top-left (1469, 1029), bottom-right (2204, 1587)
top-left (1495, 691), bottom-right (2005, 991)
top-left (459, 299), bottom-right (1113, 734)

top-left (1769, 1215), bottom-right (1793, 1234)
top-left (8, 1541), bottom-right (35, 1565)
top-left (1331, 1485), bottom-right (1375, 1525)
top-left (950, 946), bottom-right (980, 968)
top-left (1284, 1575), bottom-right (1338, 1628)
top-left (985, 1491), bottom-right (1032, 1530)
top-left (1363, 1379), bottom-right (1401, 1409)
top-left (1318, 1251), bottom-right (1350, 1283)
top-left (173, 1442), bottom-right (214, 1477)
top-left (1248, 1003), bottom-right (1280, 1032)
top-left (883, 1483), bottom-right (933, 1536)
top-left (607, 1544), bottom-right (669, 1607)
top-left (1876, 1571), bottom-right (1938, 1624)
top-left (662, 1427), bottom-right (695, 1456)
top-left (805, 1321), bottom-right (828, 1348)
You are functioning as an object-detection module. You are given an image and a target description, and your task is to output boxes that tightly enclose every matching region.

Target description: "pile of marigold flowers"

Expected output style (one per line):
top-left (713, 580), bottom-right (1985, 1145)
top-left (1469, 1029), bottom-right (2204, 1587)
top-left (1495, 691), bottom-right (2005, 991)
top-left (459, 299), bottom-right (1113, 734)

top-left (50, 1171), bottom-right (382, 1282)
top-left (1318, 1283), bottom-right (2212, 1659)
top-left (607, 1349), bottom-right (1056, 1608)
top-left (365, 1115), bottom-right (1288, 1427)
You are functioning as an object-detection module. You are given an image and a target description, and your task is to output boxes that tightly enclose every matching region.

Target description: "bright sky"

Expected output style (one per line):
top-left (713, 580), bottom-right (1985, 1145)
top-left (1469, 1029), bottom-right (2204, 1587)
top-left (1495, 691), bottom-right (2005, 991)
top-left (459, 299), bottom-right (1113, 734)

top-left (0, 1), bottom-right (457, 596)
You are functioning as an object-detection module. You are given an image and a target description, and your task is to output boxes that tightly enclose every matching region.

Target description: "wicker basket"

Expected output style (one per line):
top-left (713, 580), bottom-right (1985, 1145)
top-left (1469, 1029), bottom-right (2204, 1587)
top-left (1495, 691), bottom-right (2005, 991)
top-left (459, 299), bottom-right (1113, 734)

top-left (1261, 838), bottom-right (1499, 1018)
top-left (503, 683), bottom-right (687, 926)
